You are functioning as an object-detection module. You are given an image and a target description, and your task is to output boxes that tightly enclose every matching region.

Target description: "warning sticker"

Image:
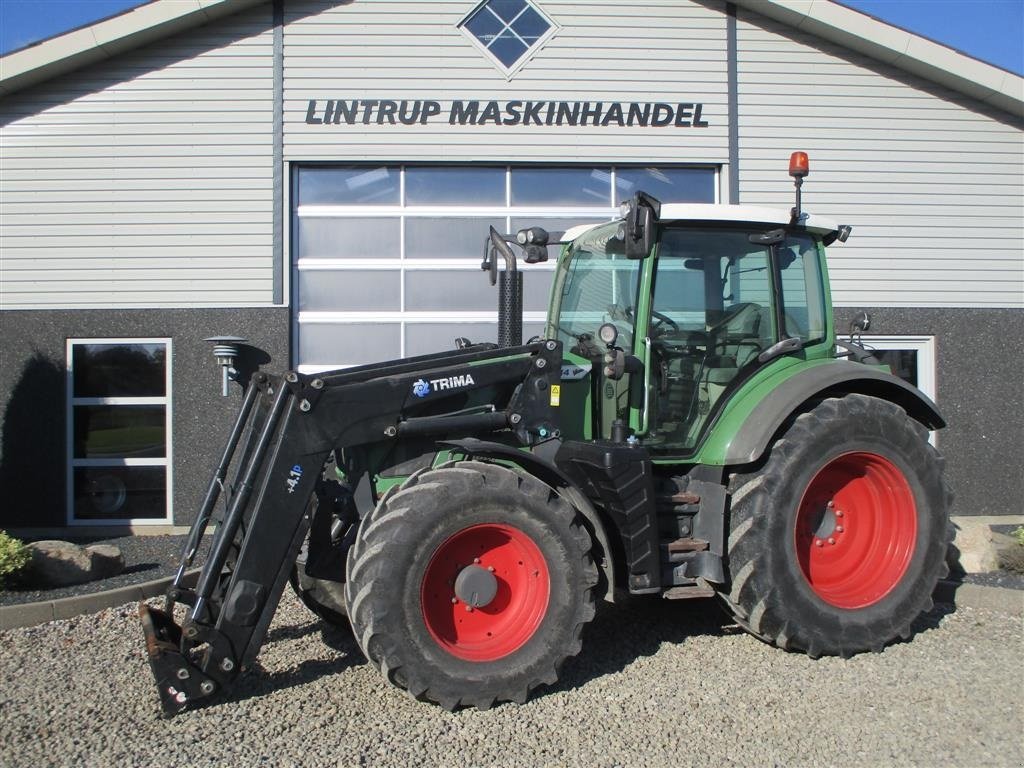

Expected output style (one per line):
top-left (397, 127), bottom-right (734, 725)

top-left (550, 384), bottom-right (561, 407)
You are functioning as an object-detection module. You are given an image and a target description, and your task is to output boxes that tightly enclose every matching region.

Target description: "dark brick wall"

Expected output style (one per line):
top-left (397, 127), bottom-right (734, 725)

top-left (1, 306), bottom-right (1020, 527)
top-left (0, 308), bottom-right (289, 527)
top-left (834, 307), bottom-right (1024, 517)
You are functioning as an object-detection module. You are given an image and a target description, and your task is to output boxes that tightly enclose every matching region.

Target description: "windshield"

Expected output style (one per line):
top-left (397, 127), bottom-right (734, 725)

top-left (547, 222), bottom-right (641, 358)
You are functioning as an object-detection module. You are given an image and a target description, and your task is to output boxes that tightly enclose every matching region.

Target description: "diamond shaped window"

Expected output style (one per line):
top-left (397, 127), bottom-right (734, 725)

top-left (459, 0), bottom-right (556, 74)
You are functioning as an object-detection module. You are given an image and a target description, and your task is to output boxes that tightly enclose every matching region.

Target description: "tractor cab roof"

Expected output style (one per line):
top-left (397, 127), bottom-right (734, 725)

top-left (559, 204), bottom-right (840, 244)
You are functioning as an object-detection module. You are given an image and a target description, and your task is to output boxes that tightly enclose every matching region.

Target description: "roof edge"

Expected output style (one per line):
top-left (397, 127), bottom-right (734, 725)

top-left (732, 0), bottom-right (1024, 119)
top-left (1, 0), bottom-right (1021, 119)
top-left (0, 0), bottom-right (267, 99)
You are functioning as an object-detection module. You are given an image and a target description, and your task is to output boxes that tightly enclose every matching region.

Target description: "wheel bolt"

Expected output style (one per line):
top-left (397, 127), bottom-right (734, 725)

top-left (451, 597), bottom-right (458, 604)
top-left (488, 566), bottom-right (495, 572)
top-left (836, 525), bottom-right (844, 533)
top-left (465, 605), bottom-right (473, 613)
top-left (828, 537), bottom-right (836, 545)
top-left (473, 557), bottom-right (480, 564)
top-left (815, 539), bottom-right (823, 547)
top-left (836, 510), bottom-right (844, 518)
top-left (827, 500), bottom-right (835, 508)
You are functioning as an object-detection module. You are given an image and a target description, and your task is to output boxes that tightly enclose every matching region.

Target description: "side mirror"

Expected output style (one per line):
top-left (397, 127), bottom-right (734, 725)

top-left (617, 191), bottom-right (661, 260)
top-left (849, 310), bottom-right (871, 345)
top-left (850, 310), bottom-right (871, 335)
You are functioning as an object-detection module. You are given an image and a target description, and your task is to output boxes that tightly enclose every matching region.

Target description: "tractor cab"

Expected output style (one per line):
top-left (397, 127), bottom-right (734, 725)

top-left (547, 189), bottom-right (845, 455)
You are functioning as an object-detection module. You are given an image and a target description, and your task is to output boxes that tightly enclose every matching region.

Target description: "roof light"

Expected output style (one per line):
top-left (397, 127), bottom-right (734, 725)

top-left (789, 151), bottom-right (809, 178)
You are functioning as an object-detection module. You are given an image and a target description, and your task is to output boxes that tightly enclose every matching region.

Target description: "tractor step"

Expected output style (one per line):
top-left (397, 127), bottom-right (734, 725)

top-left (666, 537), bottom-right (709, 553)
top-left (656, 491), bottom-right (701, 507)
top-left (662, 584), bottom-right (716, 600)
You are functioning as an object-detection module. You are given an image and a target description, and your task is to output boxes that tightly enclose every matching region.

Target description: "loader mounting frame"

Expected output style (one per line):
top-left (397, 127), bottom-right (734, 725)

top-left (139, 341), bottom-right (562, 714)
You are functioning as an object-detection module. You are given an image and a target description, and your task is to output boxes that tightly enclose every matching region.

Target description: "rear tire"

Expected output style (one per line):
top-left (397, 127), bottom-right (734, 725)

top-left (344, 461), bottom-right (598, 710)
top-left (718, 394), bottom-right (952, 657)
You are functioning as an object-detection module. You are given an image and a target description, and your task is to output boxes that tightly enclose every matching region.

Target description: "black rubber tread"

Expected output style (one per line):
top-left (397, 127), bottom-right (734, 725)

top-left (288, 494), bottom-right (350, 628)
top-left (717, 393), bottom-right (954, 658)
top-left (344, 460), bottom-right (598, 710)
top-left (289, 566), bottom-right (348, 627)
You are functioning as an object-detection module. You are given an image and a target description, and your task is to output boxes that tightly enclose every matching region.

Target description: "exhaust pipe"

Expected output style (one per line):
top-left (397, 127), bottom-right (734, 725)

top-left (488, 227), bottom-right (523, 348)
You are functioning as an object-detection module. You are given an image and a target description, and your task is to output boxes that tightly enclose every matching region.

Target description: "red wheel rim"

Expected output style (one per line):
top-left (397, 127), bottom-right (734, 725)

top-left (795, 452), bottom-right (917, 609)
top-left (420, 523), bottom-right (550, 661)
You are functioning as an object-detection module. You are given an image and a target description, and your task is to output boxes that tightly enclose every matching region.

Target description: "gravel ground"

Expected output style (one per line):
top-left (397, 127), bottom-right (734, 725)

top-left (0, 593), bottom-right (1020, 767)
top-left (0, 536), bottom-right (209, 606)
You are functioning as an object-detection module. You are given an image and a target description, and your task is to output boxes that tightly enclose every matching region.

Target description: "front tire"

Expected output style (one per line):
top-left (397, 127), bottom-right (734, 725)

top-left (344, 461), bottom-right (598, 710)
top-left (718, 394), bottom-right (952, 658)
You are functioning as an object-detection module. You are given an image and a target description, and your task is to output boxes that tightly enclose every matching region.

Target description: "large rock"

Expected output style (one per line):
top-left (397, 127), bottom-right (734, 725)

top-left (950, 520), bottom-right (1000, 574)
top-left (87, 544), bottom-right (125, 580)
top-left (24, 540), bottom-right (124, 588)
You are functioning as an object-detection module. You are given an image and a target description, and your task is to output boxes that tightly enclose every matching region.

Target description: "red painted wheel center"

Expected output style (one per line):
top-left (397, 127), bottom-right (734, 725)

top-left (795, 452), bottom-right (917, 609)
top-left (420, 523), bottom-right (550, 662)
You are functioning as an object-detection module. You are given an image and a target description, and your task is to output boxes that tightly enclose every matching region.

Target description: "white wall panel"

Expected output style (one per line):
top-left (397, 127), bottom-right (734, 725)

top-left (0, 5), bottom-right (275, 309)
top-left (282, 0), bottom-right (730, 164)
top-left (736, 8), bottom-right (1024, 309)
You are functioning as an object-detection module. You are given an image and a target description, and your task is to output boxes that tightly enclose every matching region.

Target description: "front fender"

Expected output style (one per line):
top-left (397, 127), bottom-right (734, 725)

top-left (709, 360), bottom-right (945, 466)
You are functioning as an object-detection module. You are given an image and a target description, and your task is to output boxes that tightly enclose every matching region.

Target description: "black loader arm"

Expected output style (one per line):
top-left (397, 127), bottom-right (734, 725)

top-left (139, 340), bottom-right (562, 715)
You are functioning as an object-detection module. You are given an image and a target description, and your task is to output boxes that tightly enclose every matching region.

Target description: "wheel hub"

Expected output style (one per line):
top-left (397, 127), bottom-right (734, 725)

top-left (810, 502), bottom-right (838, 540)
top-left (454, 564), bottom-right (498, 608)
top-left (795, 451), bottom-right (917, 609)
top-left (420, 523), bottom-right (550, 662)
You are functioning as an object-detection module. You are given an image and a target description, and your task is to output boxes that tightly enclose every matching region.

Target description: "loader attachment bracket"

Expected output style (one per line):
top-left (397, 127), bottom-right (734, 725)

top-left (139, 603), bottom-right (237, 716)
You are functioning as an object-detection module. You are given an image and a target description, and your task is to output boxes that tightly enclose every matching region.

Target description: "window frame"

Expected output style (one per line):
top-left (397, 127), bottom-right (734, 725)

top-left (838, 334), bottom-right (938, 444)
top-left (457, 0), bottom-right (560, 79)
top-left (65, 337), bottom-right (173, 526)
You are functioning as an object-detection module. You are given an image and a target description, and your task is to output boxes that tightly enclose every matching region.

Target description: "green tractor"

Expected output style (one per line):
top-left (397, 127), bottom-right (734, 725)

top-left (140, 153), bottom-right (950, 714)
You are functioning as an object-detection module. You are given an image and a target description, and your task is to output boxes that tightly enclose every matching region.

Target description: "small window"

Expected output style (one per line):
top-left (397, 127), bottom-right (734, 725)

top-left (67, 340), bottom-right (172, 524)
top-left (836, 335), bottom-right (937, 444)
top-left (459, 0), bottom-right (557, 73)
top-left (511, 167), bottom-right (612, 206)
top-left (298, 166), bottom-right (399, 205)
top-left (615, 168), bottom-right (716, 204)
top-left (404, 167), bottom-right (506, 206)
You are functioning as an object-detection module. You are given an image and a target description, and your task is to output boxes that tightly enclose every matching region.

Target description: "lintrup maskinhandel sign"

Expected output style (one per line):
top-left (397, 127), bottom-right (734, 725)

top-left (304, 99), bottom-right (710, 127)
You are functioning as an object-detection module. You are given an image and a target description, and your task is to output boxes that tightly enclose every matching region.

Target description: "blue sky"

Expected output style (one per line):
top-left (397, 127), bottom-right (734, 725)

top-left (0, 0), bottom-right (1021, 75)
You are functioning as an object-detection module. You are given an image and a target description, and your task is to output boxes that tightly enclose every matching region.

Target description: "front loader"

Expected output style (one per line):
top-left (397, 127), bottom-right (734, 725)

top-left (140, 153), bottom-right (951, 714)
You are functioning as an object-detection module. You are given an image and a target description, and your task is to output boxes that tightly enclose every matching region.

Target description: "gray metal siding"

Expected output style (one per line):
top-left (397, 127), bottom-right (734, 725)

top-left (735, 8), bottom-right (1024, 309)
top-left (0, 5), bottom-right (275, 309)
top-left (282, 0), bottom-right (730, 163)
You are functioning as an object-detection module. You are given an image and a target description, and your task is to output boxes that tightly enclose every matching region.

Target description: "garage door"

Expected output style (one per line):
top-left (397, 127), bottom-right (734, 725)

top-left (293, 164), bottom-right (716, 372)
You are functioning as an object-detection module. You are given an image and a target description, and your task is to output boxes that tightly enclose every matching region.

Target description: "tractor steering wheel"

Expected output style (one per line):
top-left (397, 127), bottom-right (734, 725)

top-left (650, 309), bottom-right (679, 336)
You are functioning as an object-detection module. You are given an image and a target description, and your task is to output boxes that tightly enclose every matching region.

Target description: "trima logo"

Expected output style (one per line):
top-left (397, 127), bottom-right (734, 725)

top-left (411, 373), bottom-right (477, 398)
top-left (412, 379), bottom-right (431, 398)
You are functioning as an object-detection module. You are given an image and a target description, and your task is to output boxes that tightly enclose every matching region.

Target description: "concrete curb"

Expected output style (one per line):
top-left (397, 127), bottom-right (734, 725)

top-left (0, 569), bottom-right (199, 631)
top-left (1, 571), bottom-right (1019, 632)
top-left (933, 579), bottom-right (1023, 615)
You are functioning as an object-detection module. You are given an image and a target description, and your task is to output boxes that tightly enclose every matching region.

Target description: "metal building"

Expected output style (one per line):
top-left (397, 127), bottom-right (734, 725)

top-left (0, 0), bottom-right (1021, 531)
